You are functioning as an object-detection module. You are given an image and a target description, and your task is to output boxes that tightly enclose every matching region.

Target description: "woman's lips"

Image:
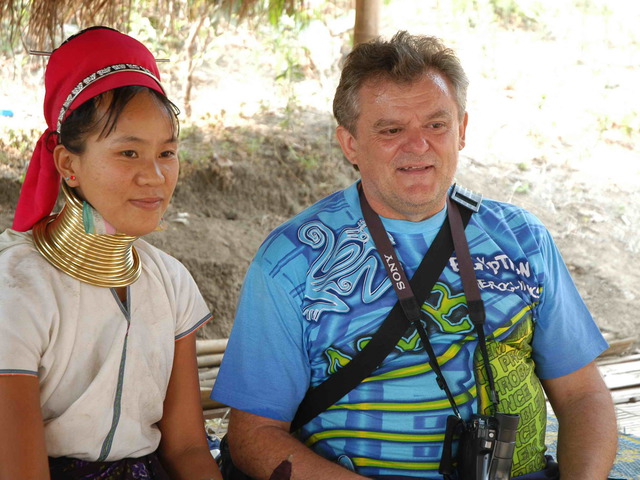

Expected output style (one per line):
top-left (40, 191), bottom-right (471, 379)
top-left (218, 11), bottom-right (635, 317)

top-left (129, 198), bottom-right (163, 210)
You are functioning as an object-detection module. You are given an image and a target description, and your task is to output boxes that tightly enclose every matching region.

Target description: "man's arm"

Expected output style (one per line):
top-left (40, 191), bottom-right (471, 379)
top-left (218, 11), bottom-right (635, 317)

top-left (541, 361), bottom-right (617, 480)
top-left (227, 409), bottom-right (369, 480)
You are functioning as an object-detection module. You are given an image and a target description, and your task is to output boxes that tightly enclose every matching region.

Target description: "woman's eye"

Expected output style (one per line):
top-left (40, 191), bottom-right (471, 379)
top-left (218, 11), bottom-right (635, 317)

top-left (122, 150), bottom-right (137, 158)
top-left (160, 150), bottom-right (177, 158)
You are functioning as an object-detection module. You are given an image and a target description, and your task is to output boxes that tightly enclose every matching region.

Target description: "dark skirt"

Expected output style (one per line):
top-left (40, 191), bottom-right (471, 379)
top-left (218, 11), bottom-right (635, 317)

top-left (49, 452), bottom-right (170, 480)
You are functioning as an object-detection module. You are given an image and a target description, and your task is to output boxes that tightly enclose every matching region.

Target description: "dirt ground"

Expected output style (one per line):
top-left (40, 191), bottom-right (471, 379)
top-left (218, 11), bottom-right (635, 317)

top-left (1, 2), bottom-right (639, 347)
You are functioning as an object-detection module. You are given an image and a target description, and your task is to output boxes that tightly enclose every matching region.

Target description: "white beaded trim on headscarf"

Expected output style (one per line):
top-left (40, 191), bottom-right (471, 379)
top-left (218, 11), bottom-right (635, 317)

top-left (56, 63), bottom-right (163, 132)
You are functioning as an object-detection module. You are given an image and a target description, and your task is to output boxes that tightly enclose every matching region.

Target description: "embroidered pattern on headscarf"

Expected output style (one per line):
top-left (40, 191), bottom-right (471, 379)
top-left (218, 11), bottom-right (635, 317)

top-left (57, 64), bottom-right (162, 132)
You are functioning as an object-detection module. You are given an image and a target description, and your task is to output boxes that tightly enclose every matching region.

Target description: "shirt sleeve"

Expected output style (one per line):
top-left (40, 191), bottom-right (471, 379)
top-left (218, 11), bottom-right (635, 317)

top-left (531, 228), bottom-right (609, 379)
top-left (211, 259), bottom-right (311, 422)
top-left (170, 262), bottom-right (212, 340)
top-left (0, 246), bottom-right (52, 376)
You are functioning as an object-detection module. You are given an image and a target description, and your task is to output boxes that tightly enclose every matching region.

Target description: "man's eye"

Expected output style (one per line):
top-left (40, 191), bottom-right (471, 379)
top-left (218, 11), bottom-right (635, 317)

top-left (383, 128), bottom-right (402, 135)
top-left (430, 122), bottom-right (446, 129)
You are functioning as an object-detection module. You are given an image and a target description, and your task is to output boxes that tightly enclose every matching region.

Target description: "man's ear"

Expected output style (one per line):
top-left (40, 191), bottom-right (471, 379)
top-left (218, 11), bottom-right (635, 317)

top-left (53, 144), bottom-right (80, 187)
top-left (336, 125), bottom-right (359, 168)
top-left (458, 112), bottom-right (469, 150)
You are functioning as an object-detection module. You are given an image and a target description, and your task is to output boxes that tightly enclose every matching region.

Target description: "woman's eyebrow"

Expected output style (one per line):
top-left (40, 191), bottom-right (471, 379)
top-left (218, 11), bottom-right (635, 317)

top-left (109, 135), bottom-right (178, 145)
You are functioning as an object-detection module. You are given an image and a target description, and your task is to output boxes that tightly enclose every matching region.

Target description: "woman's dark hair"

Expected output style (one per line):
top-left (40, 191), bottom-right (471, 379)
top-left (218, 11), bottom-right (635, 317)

top-left (59, 85), bottom-right (180, 154)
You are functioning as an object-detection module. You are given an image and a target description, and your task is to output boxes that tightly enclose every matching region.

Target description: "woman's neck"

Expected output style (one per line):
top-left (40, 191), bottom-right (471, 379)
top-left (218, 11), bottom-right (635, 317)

top-left (32, 183), bottom-right (141, 288)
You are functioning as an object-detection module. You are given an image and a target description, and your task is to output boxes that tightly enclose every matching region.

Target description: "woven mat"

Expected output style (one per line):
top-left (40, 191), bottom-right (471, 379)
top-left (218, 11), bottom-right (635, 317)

top-left (546, 414), bottom-right (640, 480)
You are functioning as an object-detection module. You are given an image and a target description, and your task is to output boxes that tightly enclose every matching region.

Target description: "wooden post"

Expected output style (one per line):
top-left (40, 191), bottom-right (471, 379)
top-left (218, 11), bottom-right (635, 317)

top-left (354, 0), bottom-right (381, 46)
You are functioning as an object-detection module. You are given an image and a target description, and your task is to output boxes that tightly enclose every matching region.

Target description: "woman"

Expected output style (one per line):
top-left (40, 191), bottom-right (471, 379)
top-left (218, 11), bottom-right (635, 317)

top-left (0, 26), bottom-right (222, 480)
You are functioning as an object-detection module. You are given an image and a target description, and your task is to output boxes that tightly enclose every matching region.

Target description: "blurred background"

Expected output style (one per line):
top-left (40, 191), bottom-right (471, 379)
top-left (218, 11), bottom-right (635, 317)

top-left (1, 0), bottom-right (639, 344)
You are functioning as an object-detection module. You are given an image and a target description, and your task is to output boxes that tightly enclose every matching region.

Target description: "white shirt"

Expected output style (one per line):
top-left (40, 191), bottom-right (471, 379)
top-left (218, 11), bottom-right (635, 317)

top-left (0, 229), bottom-right (212, 461)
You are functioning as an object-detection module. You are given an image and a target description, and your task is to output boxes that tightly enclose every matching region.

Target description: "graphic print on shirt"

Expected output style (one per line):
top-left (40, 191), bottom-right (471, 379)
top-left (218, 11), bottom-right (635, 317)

top-left (299, 219), bottom-right (391, 322)
top-left (475, 311), bottom-right (548, 476)
top-left (297, 218), bottom-right (547, 477)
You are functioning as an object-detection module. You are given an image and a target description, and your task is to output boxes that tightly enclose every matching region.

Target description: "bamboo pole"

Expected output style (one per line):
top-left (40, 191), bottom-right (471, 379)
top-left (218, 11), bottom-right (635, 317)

top-left (197, 353), bottom-right (224, 368)
top-left (200, 378), bottom-right (216, 389)
top-left (198, 367), bottom-right (220, 381)
top-left (196, 338), bottom-right (228, 355)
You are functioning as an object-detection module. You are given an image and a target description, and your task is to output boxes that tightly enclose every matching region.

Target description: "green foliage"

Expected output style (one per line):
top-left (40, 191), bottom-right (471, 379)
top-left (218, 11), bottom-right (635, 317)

top-left (489, 0), bottom-right (539, 28)
top-left (178, 123), bottom-right (217, 166)
top-left (0, 127), bottom-right (39, 182)
top-left (287, 144), bottom-right (320, 169)
top-left (514, 181), bottom-right (531, 194)
top-left (618, 112), bottom-right (639, 138)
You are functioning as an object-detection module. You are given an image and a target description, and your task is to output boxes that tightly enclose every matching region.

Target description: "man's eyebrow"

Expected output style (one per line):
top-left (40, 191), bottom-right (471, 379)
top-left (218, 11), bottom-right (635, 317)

top-left (372, 119), bottom-right (401, 129)
top-left (425, 109), bottom-right (453, 120)
top-left (371, 110), bottom-right (453, 130)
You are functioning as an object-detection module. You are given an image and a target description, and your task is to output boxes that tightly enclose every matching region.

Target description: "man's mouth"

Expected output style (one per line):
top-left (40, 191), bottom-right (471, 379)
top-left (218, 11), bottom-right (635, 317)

top-left (398, 165), bottom-right (431, 171)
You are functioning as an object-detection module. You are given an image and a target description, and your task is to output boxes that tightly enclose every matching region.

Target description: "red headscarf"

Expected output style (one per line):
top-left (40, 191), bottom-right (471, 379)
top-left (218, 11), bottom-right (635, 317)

top-left (12, 26), bottom-right (166, 232)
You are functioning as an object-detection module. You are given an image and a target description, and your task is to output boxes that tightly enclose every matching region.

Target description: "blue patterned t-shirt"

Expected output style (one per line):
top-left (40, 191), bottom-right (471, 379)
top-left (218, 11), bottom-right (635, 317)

top-left (212, 182), bottom-right (607, 478)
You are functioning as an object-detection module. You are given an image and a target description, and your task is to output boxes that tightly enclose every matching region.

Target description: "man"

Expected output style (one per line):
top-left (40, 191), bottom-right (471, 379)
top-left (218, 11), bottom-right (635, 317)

top-left (212, 31), bottom-right (617, 480)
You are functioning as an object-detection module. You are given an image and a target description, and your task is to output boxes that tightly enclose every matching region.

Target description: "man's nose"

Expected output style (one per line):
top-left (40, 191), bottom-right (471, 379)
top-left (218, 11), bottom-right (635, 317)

top-left (402, 129), bottom-right (429, 154)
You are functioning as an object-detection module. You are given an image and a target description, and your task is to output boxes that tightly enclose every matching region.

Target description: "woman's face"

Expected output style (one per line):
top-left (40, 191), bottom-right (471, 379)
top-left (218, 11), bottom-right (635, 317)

top-left (61, 90), bottom-right (179, 237)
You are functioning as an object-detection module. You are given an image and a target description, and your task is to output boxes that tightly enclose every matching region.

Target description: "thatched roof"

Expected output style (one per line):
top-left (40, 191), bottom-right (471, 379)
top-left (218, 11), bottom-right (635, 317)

top-left (1, 0), bottom-right (309, 52)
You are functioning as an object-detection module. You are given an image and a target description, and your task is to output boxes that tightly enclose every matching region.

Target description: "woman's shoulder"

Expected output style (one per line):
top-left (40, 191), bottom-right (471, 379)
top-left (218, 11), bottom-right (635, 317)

top-left (134, 238), bottom-right (195, 282)
top-left (0, 228), bottom-right (35, 252)
top-left (0, 229), bottom-right (47, 270)
top-left (0, 229), bottom-right (67, 312)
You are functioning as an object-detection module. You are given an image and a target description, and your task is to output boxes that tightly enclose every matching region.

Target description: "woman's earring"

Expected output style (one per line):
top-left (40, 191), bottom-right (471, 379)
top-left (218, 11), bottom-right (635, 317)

top-left (65, 175), bottom-right (76, 182)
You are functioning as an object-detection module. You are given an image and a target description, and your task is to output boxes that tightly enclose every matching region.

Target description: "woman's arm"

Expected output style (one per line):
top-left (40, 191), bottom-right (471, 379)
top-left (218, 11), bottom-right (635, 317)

top-left (158, 333), bottom-right (222, 480)
top-left (0, 375), bottom-right (50, 480)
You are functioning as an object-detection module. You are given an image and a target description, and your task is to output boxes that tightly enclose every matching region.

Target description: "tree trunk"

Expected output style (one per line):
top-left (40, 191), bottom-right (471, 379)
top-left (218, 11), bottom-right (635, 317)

top-left (182, 14), bottom-right (207, 119)
top-left (354, 0), bottom-right (381, 46)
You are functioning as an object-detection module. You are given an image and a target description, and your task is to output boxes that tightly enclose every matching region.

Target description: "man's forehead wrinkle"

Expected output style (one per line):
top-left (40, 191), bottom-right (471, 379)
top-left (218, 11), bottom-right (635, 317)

top-left (363, 72), bottom-right (451, 106)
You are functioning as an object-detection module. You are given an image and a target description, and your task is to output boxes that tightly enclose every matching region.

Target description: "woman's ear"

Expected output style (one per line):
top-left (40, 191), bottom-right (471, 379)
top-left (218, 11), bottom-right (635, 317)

top-left (53, 144), bottom-right (80, 187)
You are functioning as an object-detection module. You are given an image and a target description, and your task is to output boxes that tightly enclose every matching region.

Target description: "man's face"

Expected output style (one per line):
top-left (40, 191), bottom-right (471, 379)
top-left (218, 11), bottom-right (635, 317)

top-left (337, 71), bottom-right (468, 222)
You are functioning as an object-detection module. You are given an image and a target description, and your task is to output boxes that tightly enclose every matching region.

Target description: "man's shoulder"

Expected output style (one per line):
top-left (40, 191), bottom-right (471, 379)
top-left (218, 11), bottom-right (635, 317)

top-left (475, 195), bottom-right (545, 229)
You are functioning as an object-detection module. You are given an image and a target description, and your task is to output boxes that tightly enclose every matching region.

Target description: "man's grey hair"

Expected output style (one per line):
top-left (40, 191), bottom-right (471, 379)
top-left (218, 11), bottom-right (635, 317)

top-left (333, 31), bottom-right (469, 135)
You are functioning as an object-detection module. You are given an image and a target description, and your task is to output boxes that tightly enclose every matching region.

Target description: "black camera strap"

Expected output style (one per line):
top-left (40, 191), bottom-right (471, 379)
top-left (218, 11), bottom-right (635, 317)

top-left (447, 195), bottom-right (499, 410)
top-left (290, 184), bottom-right (471, 432)
top-left (356, 184), bottom-right (501, 478)
top-left (440, 194), bottom-right (501, 478)
top-left (357, 185), bottom-right (464, 420)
